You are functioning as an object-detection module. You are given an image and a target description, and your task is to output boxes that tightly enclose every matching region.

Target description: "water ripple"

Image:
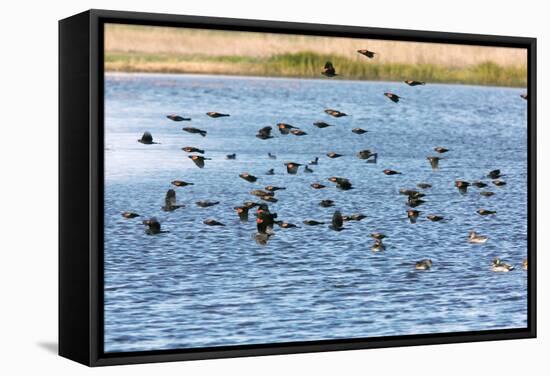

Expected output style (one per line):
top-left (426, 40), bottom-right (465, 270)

top-left (104, 73), bottom-right (528, 353)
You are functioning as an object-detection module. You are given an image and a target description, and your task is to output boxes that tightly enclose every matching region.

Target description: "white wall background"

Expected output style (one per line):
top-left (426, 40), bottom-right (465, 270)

top-left (0, 0), bottom-right (546, 374)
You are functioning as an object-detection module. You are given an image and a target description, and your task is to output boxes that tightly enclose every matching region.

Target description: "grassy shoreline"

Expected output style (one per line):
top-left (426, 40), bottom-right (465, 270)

top-left (105, 52), bottom-right (527, 87)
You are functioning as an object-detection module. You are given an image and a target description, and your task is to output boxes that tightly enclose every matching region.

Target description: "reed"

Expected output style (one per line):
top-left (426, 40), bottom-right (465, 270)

top-left (105, 51), bottom-right (527, 87)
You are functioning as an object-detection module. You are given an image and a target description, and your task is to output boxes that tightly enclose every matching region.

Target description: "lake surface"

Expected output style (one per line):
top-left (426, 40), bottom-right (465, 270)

top-left (104, 73), bottom-right (528, 353)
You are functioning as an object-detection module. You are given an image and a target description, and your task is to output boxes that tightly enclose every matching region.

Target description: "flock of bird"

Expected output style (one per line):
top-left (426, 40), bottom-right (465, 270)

top-left (121, 48), bottom-right (528, 273)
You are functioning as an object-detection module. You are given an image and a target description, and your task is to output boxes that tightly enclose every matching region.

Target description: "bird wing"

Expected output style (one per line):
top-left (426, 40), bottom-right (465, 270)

top-left (150, 221), bottom-right (161, 232)
top-left (141, 131), bottom-right (153, 143)
top-left (332, 211), bottom-right (343, 229)
top-left (147, 217), bottom-right (161, 231)
top-left (278, 127), bottom-right (290, 134)
top-left (165, 189), bottom-right (177, 206)
top-left (323, 62), bottom-right (336, 75)
top-left (259, 126), bottom-right (272, 136)
top-left (192, 157), bottom-right (205, 168)
top-left (257, 217), bottom-right (267, 233)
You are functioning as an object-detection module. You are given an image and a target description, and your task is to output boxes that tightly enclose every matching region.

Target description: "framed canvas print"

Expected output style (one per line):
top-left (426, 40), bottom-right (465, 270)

top-left (59, 9), bottom-right (536, 366)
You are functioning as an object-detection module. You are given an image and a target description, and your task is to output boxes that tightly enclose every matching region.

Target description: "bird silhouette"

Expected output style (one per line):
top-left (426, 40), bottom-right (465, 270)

top-left (313, 121), bottom-right (333, 128)
top-left (303, 220), bottom-right (325, 226)
top-left (329, 210), bottom-right (344, 231)
top-left (182, 146), bottom-right (204, 154)
top-left (324, 109), bottom-right (347, 117)
top-left (234, 206), bottom-right (250, 221)
top-left (182, 127), bottom-right (207, 137)
top-left (320, 200), bottom-right (335, 208)
top-left (427, 156), bottom-right (442, 170)
top-left (142, 217), bottom-right (168, 235)
top-left (455, 180), bottom-right (470, 194)
top-left (204, 219), bottom-right (225, 226)
top-left (407, 209), bottom-right (420, 224)
top-left (404, 80), bottom-right (425, 86)
top-left (477, 209), bottom-right (496, 216)
top-left (256, 126), bottom-right (273, 140)
top-left (239, 173), bottom-right (258, 182)
top-left (290, 129), bottom-right (307, 136)
top-left (167, 114), bottom-right (191, 121)
top-left (162, 189), bottom-right (184, 211)
top-left (171, 180), bottom-right (194, 187)
top-left (188, 155), bottom-right (211, 168)
top-left (384, 92), bottom-right (401, 103)
top-left (196, 200), bottom-right (220, 208)
top-left (137, 131), bottom-right (158, 144)
top-left (277, 123), bottom-right (297, 135)
top-left (352, 128), bottom-right (367, 134)
top-left (383, 169), bottom-right (401, 175)
top-left (206, 112), bottom-right (229, 118)
top-left (415, 259), bottom-right (432, 270)
top-left (285, 162), bottom-right (302, 174)
top-left (321, 61), bottom-right (338, 77)
top-left (121, 211), bottom-right (140, 219)
top-left (357, 49), bottom-right (376, 58)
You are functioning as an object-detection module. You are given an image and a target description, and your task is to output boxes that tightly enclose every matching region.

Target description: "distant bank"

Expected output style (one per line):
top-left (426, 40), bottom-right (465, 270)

top-left (104, 24), bottom-right (527, 87)
top-left (105, 52), bottom-right (526, 87)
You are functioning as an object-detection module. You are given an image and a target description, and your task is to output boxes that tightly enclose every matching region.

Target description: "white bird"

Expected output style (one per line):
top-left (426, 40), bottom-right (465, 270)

top-left (492, 258), bottom-right (514, 272)
top-left (468, 231), bottom-right (488, 244)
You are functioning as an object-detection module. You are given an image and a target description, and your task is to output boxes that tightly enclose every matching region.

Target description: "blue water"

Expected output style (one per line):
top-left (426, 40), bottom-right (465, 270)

top-left (103, 73), bottom-right (528, 353)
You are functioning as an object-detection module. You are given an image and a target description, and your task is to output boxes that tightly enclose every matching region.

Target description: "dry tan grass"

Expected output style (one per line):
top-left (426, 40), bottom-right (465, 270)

top-left (106, 60), bottom-right (246, 75)
top-left (105, 24), bottom-right (526, 68)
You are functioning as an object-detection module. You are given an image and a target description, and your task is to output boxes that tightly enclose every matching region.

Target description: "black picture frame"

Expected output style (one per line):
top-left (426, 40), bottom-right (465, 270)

top-left (59, 9), bottom-right (537, 367)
